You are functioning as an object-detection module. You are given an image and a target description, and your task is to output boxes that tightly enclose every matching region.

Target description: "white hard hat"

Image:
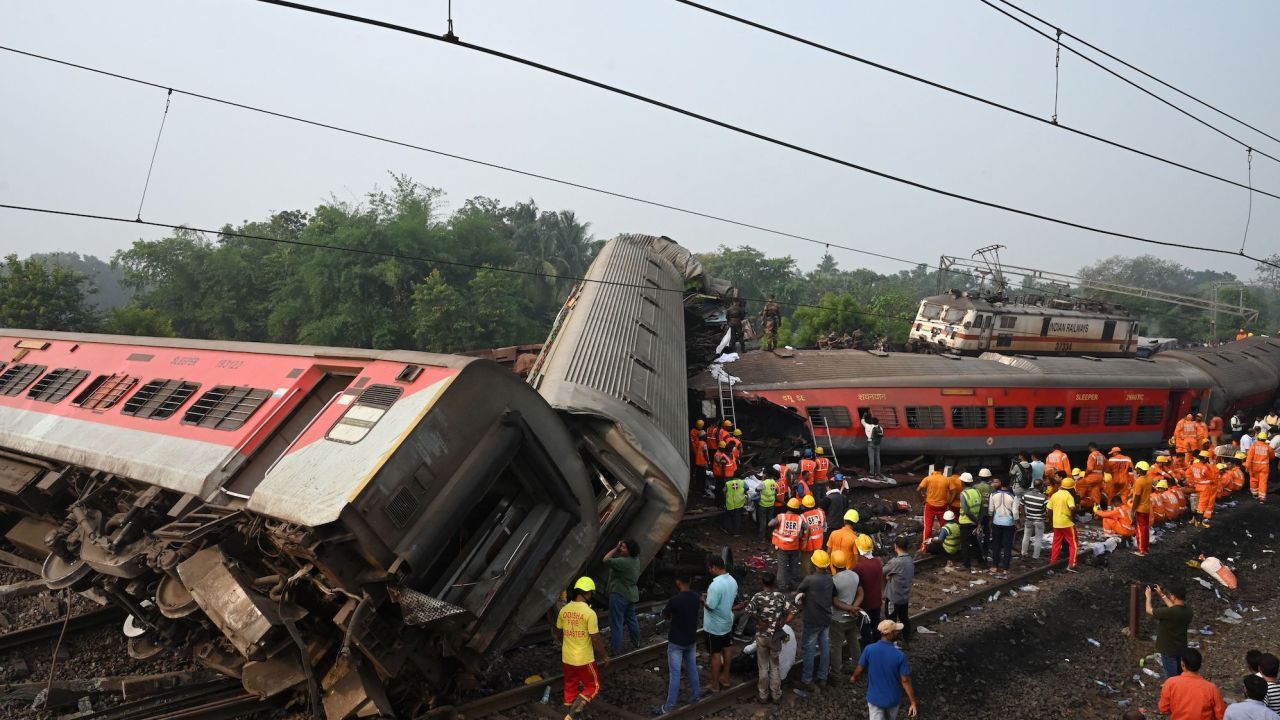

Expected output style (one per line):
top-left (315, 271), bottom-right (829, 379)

top-left (978, 468), bottom-right (993, 478)
top-left (788, 463), bottom-right (799, 473)
top-left (943, 511), bottom-right (956, 521)
top-left (773, 464), bottom-right (782, 473)
top-left (960, 472), bottom-right (974, 483)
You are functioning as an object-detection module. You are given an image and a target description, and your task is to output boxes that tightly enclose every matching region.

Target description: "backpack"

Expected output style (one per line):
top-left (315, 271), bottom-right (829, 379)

top-left (870, 424), bottom-right (884, 446)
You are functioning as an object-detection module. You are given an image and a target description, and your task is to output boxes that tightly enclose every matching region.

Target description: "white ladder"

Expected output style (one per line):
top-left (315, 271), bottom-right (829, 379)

top-left (717, 377), bottom-right (737, 428)
top-left (809, 415), bottom-right (841, 468)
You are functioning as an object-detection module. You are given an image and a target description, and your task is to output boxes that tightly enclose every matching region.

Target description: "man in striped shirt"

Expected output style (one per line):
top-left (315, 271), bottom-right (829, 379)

top-left (1020, 479), bottom-right (1048, 560)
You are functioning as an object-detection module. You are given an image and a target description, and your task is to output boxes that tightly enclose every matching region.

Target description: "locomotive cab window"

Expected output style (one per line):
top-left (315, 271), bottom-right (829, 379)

top-left (1070, 406), bottom-right (1101, 426)
top-left (994, 406), bottom-right (1028, 428)
top-left (183, 385), bottom-right (272, 430)
top-left (1034, 406), bottom-right (1065, 427)
top-left (1136, 405), bottom-right (1164, 425)
top-left (806, 406), bottom-right (852, 428)
top-left (27, 368), bottom-right (89, 403)
top-left (951, 406), bottom-right (988, 429)
top-left (999, 315), bottom-right (1017, 329)
top-left (1104, 405), bottom-right (1133, 426)
top-left (0, 363), bottom-right (47, 396)
top-left (905, 406), bottom-right (945, 430)
top-left (121, 379), bottom-right (200, 420)
top-left (327, 384), bottom-right (403, 443)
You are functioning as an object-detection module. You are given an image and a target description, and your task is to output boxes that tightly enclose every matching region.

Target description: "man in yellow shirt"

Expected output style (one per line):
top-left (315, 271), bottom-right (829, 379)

top-left (555, 577), bottom-right (608, 717)
top-left (1047, 478), bottom-right (1079, 571)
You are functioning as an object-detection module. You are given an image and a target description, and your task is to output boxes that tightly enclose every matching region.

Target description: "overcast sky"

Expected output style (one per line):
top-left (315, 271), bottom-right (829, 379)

top-left (2, 1), bottom-right (1278, 281)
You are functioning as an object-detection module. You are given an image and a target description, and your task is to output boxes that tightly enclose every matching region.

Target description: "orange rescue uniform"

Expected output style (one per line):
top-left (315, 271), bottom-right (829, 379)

top-left (1046, 449), bottom-right (1071, 478)
top-left (1246, 441), bottom-right (1274, 500)
top-left (1095, 504), bottom-right (1135, 537)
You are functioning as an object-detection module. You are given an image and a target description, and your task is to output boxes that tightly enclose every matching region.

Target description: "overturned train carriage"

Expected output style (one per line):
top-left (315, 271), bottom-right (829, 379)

top-left (0, 332), bottom-right (599, 716)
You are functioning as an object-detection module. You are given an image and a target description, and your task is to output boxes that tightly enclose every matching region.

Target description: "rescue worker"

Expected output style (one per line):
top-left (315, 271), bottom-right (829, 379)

top-left (1082, 442), bottom-right (1107, 510)
top-left (769, 498), bottom-right (804, 591)
top-left (1048, 477), bottom-right (1080, 571)
top-left (1046, 444), bottom-right (1071, 479)
top-left (1176, 413), bottom-right (1200, 465)
top-left (1093, 496), bottom-right (1135, 547)
top-left (1246, 431), bottom-right (1274, 501)
top-left (690, 419), bottom-right (706, 467)
top-left (756, 473), bottom-right (779, 539)
top-left (726, 296), bottom-right (746, 355)
top-left (957, 473), bottom-right (986, 572)
top-left (555, 577), bottom-right (608, 716)
top-left (799, 449), bottom-right (818, 489)
top-left (691, 428), bottom-right (710, 492)
top-left (791, 463), bottom-right (813, 501)
top-left (800, 495), bottom-right (827, 577)
top-left (704, 422), bottom-right (724, 460)
top-left (724, 429), bottom-right (744, 465)
top-left (1130, 460), bottom-right (1155, 557)
top-left (722, 475), bottom-right (746, 535)
top-left (1193, 413), bottom-right (1210, 451)
top-left (761, 294), bottom-right (781, 351)
top-left (973, 469), bottom-right (995, 557)
top-left (774, 463), bottom-right (792, 511)
top-left (1187, 451), bottom-right (1217, 527)
top-left (813, 447), bottom-right (832, 489)
top-left (1220, 453), bottom-right (1247, 494)
top-left (1207, 414), bottom-right (1224, 447)
top-left (712, 442), bottom-right (737, 508)
top-left (1106, 446), bottom-right (1134, 500)
top-left (916, 466), bottom-right (953, 551)
top-left (925, 511), bottom-right (962, 566)
top-left (827, 509), bottom-right (861, 575)
top-left (1237, 328), bottom-right (1248, 341)
top-left (1150, 480), bottom-right (1172, 524)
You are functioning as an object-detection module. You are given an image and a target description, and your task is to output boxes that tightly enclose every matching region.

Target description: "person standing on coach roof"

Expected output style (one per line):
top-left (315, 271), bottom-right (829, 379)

top-left (850, 619), bottom-right (919, 720)
top-left (702, 554), bottom-right (738, 693)
top-left (655, 573), bottom-right (701, 716)
top-left (555, 577), bottom-right (608, 718)
top-left (602, 539), bottom-right (642, 655)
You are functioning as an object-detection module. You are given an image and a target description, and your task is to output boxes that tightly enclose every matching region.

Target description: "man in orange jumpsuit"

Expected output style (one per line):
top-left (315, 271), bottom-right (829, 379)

top-left (798, 450), bottom-right (817, 489)
top-left (1193, 413), bottom-right (1210, 451)
top-left (813, 447), bottom-right (831, 490)
top-left (1105, 447), bottom-right (1133, 501)
top-left (691, 427), bottom-right (709, 487)
top-left (917, 468), bottom-right (954, 550)
top-left (1246, 431), bottom-right (1274, 501)
top-left (1175, 413), bottom-right (1199, 464)
top-left (1186, 451), bottom-right (1217, 527)
top-left (1207, 414), bottom-right (1224, 447)
top-left (1046, 444), bottom-right (1071, 479)
top-left (1221, 453), bottom-right (1247, 494)
top-left (1081, 442), bottom-right (1107, 509)
top-left (799, 495), bottom-right (826, 576)
top-left (1094, 498), bottom-right (1135, 547)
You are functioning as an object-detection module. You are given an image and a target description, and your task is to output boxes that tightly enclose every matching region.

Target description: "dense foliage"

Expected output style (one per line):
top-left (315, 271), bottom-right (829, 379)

top-left (4, 178), bottom-right (1278, 348)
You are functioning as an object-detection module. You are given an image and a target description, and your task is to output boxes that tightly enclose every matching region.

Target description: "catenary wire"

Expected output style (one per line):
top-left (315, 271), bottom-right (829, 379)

top-left (0, 44), bottom-right (921, 272)
top-left (976, 0), bottom-right (1280, 166)
top-left (671, 0), bottom-right (1280, 202)
top-left (250, 0), bottom-right (1280, 271)
top-left (135, 88), bottom-right (173, 221)
top-left (0, 201), bottom-right (1237, 337)
top-left (992, 0), bottom-right (1280, 148)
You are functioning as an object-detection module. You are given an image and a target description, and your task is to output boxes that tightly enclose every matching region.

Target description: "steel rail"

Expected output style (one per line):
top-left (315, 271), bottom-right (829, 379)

top-left (0, 605), bottom-right (125, 653)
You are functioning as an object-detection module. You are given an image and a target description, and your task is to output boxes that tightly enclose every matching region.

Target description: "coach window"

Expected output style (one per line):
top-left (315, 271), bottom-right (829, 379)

top-left (1104, 405), bottom-right (1133, 426)
top-left (73, 374), bottom-right (140, 411)
top-left (995, 334), bottom-right (1013, 348)
top-left (999, 315), bottom-right (1017, 329)
top-left (905, 406), bottom-right (945, 430)
top-left (183, 385), bottom-right (273, 431)
top-left (856, 406), bottom-right (900, 429)
top-left (0, 364), bottom-right (48, 396)
top-left (951, 406), bottom-right (988, 429)
top-left (27, 368), bottom-right (90, 403)
top-left (1136, 405), bottom-right (1164, 426)
top-left (1102, 320), bottom-right (1117, 341)
top-left (1034, 406), bottom-right (1065, 427)
top-left (1040, 317), bottom-right (1051, 337)
top-left (994, 406), bottom-right (1028, 428)
top-left (1070, 406), bottom-right (1101, 426)
top-left (806, 406), bottom-right (853, 429)
top-left (121, 379), bottom-right (201, 420)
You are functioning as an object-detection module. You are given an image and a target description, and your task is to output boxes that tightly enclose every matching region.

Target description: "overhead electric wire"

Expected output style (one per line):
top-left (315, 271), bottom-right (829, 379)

top-left (992, 0), bottom-right (1280, 148)
top-left (0, 44), bottom-right (921, 273)
top-left (250, 0), bottom-right (1280, 271)
top-left (976, 0), bottom-right (1280, 166)
top-left (671, 0), bottom-right (1280, 203)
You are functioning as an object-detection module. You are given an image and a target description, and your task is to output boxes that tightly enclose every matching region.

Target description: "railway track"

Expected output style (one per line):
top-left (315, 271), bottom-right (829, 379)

top-left (425, 553), bottom-right (1064, 720)
top-left (75, 678), bottom-right (267, 720)
top-left (0, 605), bottom-right (124, 653)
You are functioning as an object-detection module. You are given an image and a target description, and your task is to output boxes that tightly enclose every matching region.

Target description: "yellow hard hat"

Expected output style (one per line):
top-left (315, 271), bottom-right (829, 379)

top-left (811, 550), bottom-right (831, 568)
top-left (723, 420), bottom-right (733, 428)
top-left (1216, 463), bottom-right (1226, 470)
top-left (1103, 472), bottom-right (1112, 482)
top-left (1071, 468), bottom-right (1083, 477)
top-left (1156, 480), bottom-right (1170, 489)
top-left (695, 419), bottom-right (704, 428)
top-left (829, 549), bottom-right (849, 569)
top-left (843, 509), bottom-right (860, 524)
top-left (718, 441), bottom-right (727, 449)
top-left (1260, 432), bottom-right (1270, 440)
top-left (815, 447), bottom-right (824, 455)
top-left (1135, 461), bottom-right (1150, 472)
top-left (856, 534), bottom-right (874, 554)
top-left (802, 495), bottom-right (816, 508)
top-left (1235, 452), bottom-right (1247, 460)
top-left (573, 576), bottom-right (596, 593)
top-left (1156, 455), bottom-right (1170, 464)
top-left (1167, 438), bottom-right (1176, 447)
top-left (1198, 450), bottom-right (1211, 459)
top-left (1061, 478), bottom-right (1077, 489)
top-left (734, 429), bottom-right (742, 437)
top-left (787, 497), bottom-right (802, 509)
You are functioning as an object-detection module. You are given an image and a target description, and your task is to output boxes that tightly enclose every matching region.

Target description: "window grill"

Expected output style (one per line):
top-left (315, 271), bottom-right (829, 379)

top-left (327, 384), bottom-right (404, 444)
top-left (121, 379), bottom-right (200, 420)
top-left (1136, 405), bottom-right (1165, 426)
top-left (1071, 406), bottom-right (1101, 426)
top-left (857, 406), bottom-right (900, 429)
top-left (73, 374), bottom-right (140, 410)
top-left (806, 406), bottom-right (853, 428)
top-left (905, 406), bottom-right (945, 430)
top-left (1034, 406), bottom-right (1065, 428)
top-left (994, 406), bottom-right (1028, 428)
top-left (183, 385), bottom-right (272, 430)
top-left (0, 364), bottom-right (47, 396)
top-left (1104, 405), bottom-right (1134, 426)
top-left (27, 368), bottom-right (89, 403)
top-left (951, 406), bottom-right (989, 429)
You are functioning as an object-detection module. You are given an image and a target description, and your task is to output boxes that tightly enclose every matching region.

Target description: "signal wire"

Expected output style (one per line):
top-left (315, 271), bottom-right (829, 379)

top-left (0, 44), bottom-right (921, 272)
top-left (250, 0), bottom-right (1280, 270)
top-left (991, 0), bottom-right (1280, 148)
top-left (669, 0), bottom-right (1280, 202)
top-left (135, 88), bottom-right (173, 221)
top-left (976, 0), bottom-right (1280, 166)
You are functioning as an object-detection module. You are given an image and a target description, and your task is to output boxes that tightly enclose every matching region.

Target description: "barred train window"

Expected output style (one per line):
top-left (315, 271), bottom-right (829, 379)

top-left (994, 406), bottom-right (1028, 428)
top-left (27, 368), bottom-right (89, 403)
top-left (905, 406), bottom-right (945, 430)
top-left (1071, 406), bottom-right (1101, 426)
top-left (1104, 405), bottom-right (1134, 426)
top-left (0, 364), bottom-right (47, 396)
top-left (951, 406), bottom-right (988, 429)
top-left (1034, 406), bottom-right (1065, 428)
top-left (806, 406), bottom-right (852, 428)
top-left (73, 374), bottom-right (140, 410)
top-left (327, 384), bottom-right (404, 444)
top-left (1136, 405), bottom-right (1164, 426)
top-left (122, 379), bottom-right (200, 419)
top-left (183, 385), bottom-right (272, 430)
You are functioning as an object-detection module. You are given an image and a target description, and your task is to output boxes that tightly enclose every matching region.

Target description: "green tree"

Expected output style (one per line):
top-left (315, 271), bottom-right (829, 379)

top-left (0, 254), bottom-right (99, 331)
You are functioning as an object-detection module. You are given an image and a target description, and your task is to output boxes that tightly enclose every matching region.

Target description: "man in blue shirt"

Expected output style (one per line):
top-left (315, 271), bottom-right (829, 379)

top-left (850, 620), bottom-right (919, 720)
top-left (702, 554), bottom-right (738, 693)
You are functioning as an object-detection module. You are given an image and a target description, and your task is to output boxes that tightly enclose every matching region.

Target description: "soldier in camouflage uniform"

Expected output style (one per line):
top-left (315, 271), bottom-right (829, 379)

top-left (742, 573), bottom-right (797, 704)
top-left (762, 295), bottom-right (781, 351)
